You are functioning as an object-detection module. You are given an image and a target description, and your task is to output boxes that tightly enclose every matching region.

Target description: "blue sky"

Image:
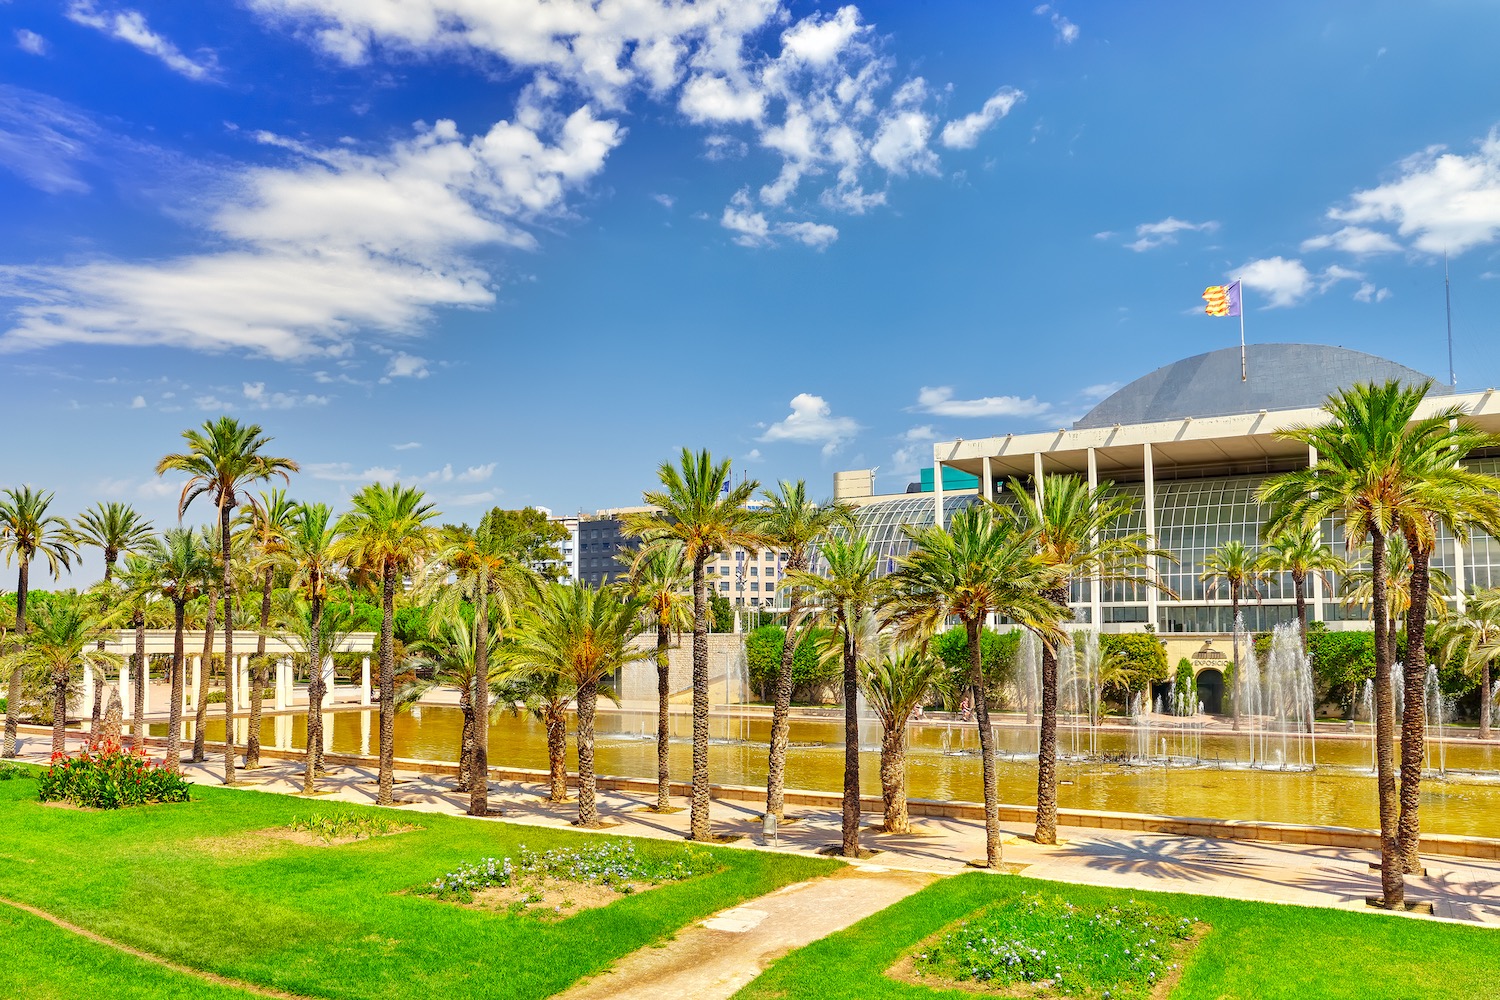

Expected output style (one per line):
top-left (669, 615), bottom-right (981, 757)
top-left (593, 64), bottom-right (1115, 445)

top-left (4, 0), bottom-right (1500, 584)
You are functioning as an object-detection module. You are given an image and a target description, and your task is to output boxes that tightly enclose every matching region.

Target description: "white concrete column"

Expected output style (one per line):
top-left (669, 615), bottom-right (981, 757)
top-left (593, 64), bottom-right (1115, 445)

top-left (140, 658), bottom-right (151, 715)
top-left (189, 655), bottom-right (201, 710)
top-left (274, 658), bottom-right (288, 711)
top-left (322, 656), bottom-right (337, 701)
top-left (117, 662), bottom-right (130, 717)
top-left (981, 456), bottom-right (993, 503)
top-left (1143, 443), bottom-right (1159, 631)
top-left (1087, 447), bottom-right (1102, 628)
top-left (322, 713), bottom-right (334, 753)
top-left (933, 457), bottom-right (945, 531)
top-left (82, 662), bottom-right (95, 715)
top-left (274, 714), bottom-right (291, 749)
top-left (360, 709), bottom-right (371, 757)
top-left (1033, 451), bottom-right (1045, 505)
top-left (360, 656), bottom-right (371, 707)
top-left (1454, 536), bottom-right (1468, 613)
top-left (237, 656), bottom-right (250, 709)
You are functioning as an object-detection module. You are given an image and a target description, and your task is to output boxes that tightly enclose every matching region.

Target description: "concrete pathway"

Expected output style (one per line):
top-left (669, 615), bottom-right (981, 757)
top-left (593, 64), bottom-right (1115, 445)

top-left (556, 867), bottom-right (934, 1000)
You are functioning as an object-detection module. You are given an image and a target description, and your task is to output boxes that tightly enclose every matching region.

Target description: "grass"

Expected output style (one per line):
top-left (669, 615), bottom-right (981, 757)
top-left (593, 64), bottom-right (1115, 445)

top-left (0, 776), bottom-right (837, 1000)
top-left (734, 873), bottom-right (1500, 1000)
top-left (284, 810), bottom-right (411, 842)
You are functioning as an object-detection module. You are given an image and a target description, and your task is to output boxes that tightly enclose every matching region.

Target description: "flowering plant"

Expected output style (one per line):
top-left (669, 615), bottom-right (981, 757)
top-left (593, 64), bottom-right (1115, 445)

top-left (37, 736), bottom-right (192, 809)
top-left (423, 842), bottom-right (713, 902)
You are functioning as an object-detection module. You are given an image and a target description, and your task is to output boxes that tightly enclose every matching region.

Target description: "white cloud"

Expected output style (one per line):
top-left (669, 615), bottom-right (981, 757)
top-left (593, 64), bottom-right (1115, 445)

top-left (870, 108), bottom-right (938, 176)
top-left (1033, 4), bottom-right (1079, 44)
top-left (0, 87), bottom-right (97, 194)
top-left (1327, 129), bottom-right (1500, 255)
top-left (901, 424), bottom-right (937, 441)
top-left (1299, 225), bottom-right (1402, 255)
top-left (777, 220), bottom-right (839, 249)
top-left (1232, 257), bottom-right (1364, 308)
top-left (392, 441), bottom-right (422, 451)
top-left (15, 29), bottom-right (46, 55)
top-left (1353, 282), bottom-right (1392, 303)
top-left (742, 448), bottom-right (764, 463)
top-left (384, 351), bottom-right (429, 379)
top-left (65, 2), bottom-right (218, 81)
top-left (650, 192), bottom-right (675, 209)
top-left (306, 459), bottom-right (493, 487)
top-left (1079, 382), bottom-right (1120, 402)
top-left (455, 462), bottom-right (495, 483)
top-left (235, 381), bottom-right (331, 409)
top-left (720, 189), bottom-right (837, 248)
top-left (129, 394), bottom-right (146, 409)
top-left (916, 385), bottom-right (1052, 419)
top-left (0, 98), bottom-right (624, 359)
top-left (1123, 216), bottom-right (1218, 252)
top-left (780, 6), bottom-right (866, 66)
top-left (758, 392), bottom-right (859, 456)
top-left (940, 87), bottom-right (1024, 150)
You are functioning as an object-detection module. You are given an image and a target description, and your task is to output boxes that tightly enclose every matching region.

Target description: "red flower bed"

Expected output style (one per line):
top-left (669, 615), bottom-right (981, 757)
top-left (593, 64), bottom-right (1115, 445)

top-left (37, 737), bottom-right (192, 809)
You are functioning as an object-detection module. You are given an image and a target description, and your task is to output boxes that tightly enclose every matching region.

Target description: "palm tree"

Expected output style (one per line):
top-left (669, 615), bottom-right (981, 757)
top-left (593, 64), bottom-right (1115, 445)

top-left (514, 667), bottom-right (575, 803)
top-left (620, 541), bottom-right (693, 811)
top-left (0, 487), bottom-right (76, 757)
top-left (187, 527), bottom-right (224, 763)
top-left (886, 504), bottom-right (1064, 864)
top-left (1009, 475), bottom-right (1166, 846)
top-left (239, 489), bottom-right (298, 769)
top-left (269, 591), bottom-right (360, 783)
top-left (620, 449), bottom-right (764, 841)
top-left (1340, 535), bottom-right (1452, 665)
top-left (1435, 593), bottom-right (1500, 741)
top-left (504, 582), bottom-right (648, 827)
top-left (401, 608), bottom-right (508, 786)
top-left (1261, 378), bottom-right (1500, 906)
top-left (3, 596), bottom-right (123, 756)
top-left (1199, 540), bottom-right (1272, 731)
top-left (434, 510), bottom-right (537, 816)
top-left (334, 483), bottom-right (439, 805)
top-left (114, 553), bottom-right (159, 749)
top-left (284, 502), bottom-right (338, 793)
top-left (157, 416), bottom-right (298, 786)
top-left (69, 502), bottom-right (154, 730)
top-left (1261, 523), bottom-right (1343, 651)
top-left (858, 641), bottom-right (942, 835)
top-left (784, 532), bottom-right (888, 857)
top-left (755, 481), bottom-right (855, 821)
top-left (146, 528), bottom-right (211, 769)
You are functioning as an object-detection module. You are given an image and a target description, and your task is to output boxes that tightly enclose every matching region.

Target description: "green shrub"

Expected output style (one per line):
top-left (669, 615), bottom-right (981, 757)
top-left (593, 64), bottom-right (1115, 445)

top-left (37, 737), bottom-right (192, 809)
top-left (1100, 632), bottom-right (1168, 687)
top-left (931, 627), bottom-right (1020, 706)
top-left (0, 761), bottom-right (31, 781)
top-left (745, 624), bottom-right (839, 698)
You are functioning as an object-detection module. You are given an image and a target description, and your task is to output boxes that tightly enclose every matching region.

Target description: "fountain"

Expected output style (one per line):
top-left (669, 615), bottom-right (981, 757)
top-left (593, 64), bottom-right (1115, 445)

top-left (1016, 630), bottom-right (1040, 729)
top-left (1262, 622), bottom-right (1316, 770)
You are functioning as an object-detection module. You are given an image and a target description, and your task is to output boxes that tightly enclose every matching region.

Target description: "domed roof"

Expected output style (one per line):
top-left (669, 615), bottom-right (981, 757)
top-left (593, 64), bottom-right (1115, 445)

top-left (1074, 344), bottom-right (1450, 429)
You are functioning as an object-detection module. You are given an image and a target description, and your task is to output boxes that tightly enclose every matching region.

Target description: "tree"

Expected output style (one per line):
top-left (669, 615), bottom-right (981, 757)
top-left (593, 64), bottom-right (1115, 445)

top-left (505, 582), bottom-right (648, 827)
top-left (858, 642), bottom-right (941, 834)
top-left (1340, 535), bottom-right (1452, 661)
top-left (145, 528), bottom-right (212, 769)
top-left (114, 552), bottom-right (159, 748)
top-left (1010, 475), bottom-right (1165, 846)
top-left (1261, 523), bottom-right (1342, 652)
top-left (401, 608), bottom-right (508, 786)
top-left (237, 488), bottom-right (297, 769)
top-left (187, 527), bottom-right (225, 763)
top-left (620, 449), bottom-right (764, 842)
top-left (1261, 378), bottom-right (1500, 906)
top-left (755, 480), bottom-right (855, 821)
top-left (434, 509), bottom-right (537, 816)
top-left (157, 416), bottom-right (298, 787)
top-left (1199, 540), bottom-right (1272, 731)
top-left (0, 487), bottom-right (76, 757)
top-left (479, 507), bottom-right (572, 581)
top-left (285, 503), bottom-right (339, 793)
top-left (69, 502), bottom-right (154, 730)
top-left (3, 595), bottom-right (123, 755)
top-left (334, 483), bottom-right (440, 805)
top-left (783, 532), bottom-right (887, 857)
top-left (620, 540), bottom-right (693, 811)
top-left (1434, 593), bottom-right (1500, 740)
top-left (887, 505), bottom-right (1063, 864)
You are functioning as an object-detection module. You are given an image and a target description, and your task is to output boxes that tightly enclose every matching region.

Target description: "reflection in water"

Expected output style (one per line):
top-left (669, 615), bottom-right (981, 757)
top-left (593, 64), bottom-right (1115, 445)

top-left (175, 706), bottom-right (1500, 837)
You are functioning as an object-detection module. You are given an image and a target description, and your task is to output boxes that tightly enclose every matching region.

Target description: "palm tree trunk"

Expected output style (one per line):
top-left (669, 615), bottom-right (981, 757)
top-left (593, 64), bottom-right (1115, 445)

top-left (1370, 532), bottom-right (1403, 909)
top-left (1398, 542), bottom-right (1433, 874)
top-left (545, 702), bottom-right (568, 803)
top-left (132, 612), bottom-right (146, 750)
top-left (577, 677), bottom-right (600, 827)
top-left (246, 567), bottom-right (272, 769)
top-left (222, 605), bottom-right (236, 786)
top-left (302, 597), bottom-right (323, 796)
top-left (166, 601), bottom-right (186, 770)
top-left (1294, 572), bottom-right (1308, 652)
top-left (90, 681), bottom-right (103, 735)
top-left (1481, 662), bottom-right (1493, 742)
top-left (1035, 586), bottom-right (1067, 847)
top-left (51, 671), bottom-right (68, 757)
top-left (656, 620), bottom-right (672, 811)
top-left (1231, 592), bottom-right (1242, 732)
top-left (3, 559), bottom-right (30, 758)
top-left (879, 721), bottom-right (909, 834)
top-left (377, 562), bottom-right (397, 806)
top-left (469, 574), bottom-right (490, 817)
top-left (456, 688), bottom-right (474, 789)
top-left (841, 622), bottom-right (861, 858)
top-left (192, 588), bottom-right (216, 762)
top-left (689, 555), bottom-right (711, 841)
top-left (765, 596), bottom-right (801, 820)
top-left (970, 617), bottom-right (1002, 866)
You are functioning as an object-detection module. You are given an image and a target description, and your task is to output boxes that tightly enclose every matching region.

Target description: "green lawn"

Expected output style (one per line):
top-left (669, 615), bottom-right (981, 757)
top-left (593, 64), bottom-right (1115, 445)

top-left (0, 768), bottom-right (837, 1000)
top-left (735, 872), bottom-right (1500, 1000)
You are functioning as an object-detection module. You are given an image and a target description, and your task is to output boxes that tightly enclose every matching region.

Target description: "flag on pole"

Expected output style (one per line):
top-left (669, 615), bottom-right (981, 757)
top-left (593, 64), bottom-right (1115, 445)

top-left (1202, 280), bottom-right (1241, 317)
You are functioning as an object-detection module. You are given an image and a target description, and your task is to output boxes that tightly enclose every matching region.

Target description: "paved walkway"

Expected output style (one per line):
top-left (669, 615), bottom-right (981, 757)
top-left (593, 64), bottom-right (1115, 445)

top-left (12, 731), bottom-right (1500, 930)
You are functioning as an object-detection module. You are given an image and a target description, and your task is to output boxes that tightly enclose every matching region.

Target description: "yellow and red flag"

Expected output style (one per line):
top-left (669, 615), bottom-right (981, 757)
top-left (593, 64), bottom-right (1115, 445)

top-left (1203, 280), bottom-right (1242, 317)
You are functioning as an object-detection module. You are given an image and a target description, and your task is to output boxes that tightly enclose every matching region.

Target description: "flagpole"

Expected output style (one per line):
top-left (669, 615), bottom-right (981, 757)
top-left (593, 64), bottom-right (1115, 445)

top-left (1238, 278), bottom-right (1247, 382)
top-left (1445, 252), bottom-right (1456, 387)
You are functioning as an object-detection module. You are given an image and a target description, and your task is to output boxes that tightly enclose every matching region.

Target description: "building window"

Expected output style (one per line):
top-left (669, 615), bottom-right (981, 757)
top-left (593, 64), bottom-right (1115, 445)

top-left (720, 581), bottom-right (729, 591)
top-left (749, 566), bottom-right (758, 576)
top-left (750, 582), bottom-right (759, 591)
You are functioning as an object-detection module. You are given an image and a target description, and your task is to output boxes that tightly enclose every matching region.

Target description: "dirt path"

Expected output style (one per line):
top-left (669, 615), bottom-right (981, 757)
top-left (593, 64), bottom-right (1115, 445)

top-left (556, 866), bottom-right (937, 1000)
top-left (0, 896), bottom-right (310, 999)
